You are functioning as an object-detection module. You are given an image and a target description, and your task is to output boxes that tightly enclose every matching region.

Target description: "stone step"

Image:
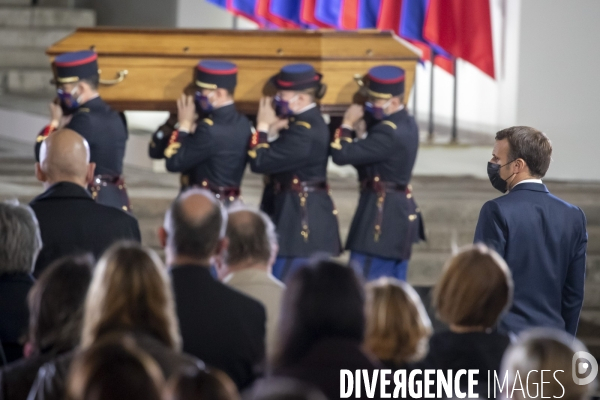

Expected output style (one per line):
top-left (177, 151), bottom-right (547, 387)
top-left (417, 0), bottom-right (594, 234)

top-left (6, 68), bottom-right (53, 94)
top-left (0, 27), bottom-right (73, 47)
top-left (0, 49), bottom-right (49, 68)
top-left (0, 0), bottom-right (30, 5)
top-left (0, 6), bottom-right (95, 28)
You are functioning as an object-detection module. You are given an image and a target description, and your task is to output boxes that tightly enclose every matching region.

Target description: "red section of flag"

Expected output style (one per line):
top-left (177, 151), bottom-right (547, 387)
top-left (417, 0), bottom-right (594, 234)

top-left (301, 0), bottom-right (332, 27)
top-left (255, 0), bottom-right (298, 28)
top-left (339, 0), bottom-right (359, 29)
top-left (423, 0), bottom-right (495, 78)
top-left (407, 39), bottom-right (454, 75)
top-left (376, 0), bottom-right (402, 34)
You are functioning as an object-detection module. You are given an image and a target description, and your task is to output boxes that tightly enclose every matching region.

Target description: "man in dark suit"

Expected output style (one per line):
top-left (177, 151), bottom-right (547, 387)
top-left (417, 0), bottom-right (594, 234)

top-left (474, 126), bottom-right (587, 336)
top-left (0, 201), bottom-right (41, 363)
top-left (149, 60), bottom-right (252, 205)
top-left (35, 50), bottom-right (130, 211)
top-left (330, 66), bottom-right (425, 281)
top-left (31, 129), bottom-right (141, 277)
top-left (249, 64), bottom-right (341, 281)
top-left (158, 189), bottom-right (266, 390)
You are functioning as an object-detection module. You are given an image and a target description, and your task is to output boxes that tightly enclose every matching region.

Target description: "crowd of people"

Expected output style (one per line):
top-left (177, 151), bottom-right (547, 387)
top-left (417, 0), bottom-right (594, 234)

top-left (0, 49), bottom-right (593, 399)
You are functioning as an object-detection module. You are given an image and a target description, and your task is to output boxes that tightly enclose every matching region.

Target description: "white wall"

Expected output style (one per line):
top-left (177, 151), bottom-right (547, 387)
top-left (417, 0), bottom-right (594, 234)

top-left (514, 0), bottom-right (600, 181)
top-left (176, 0), bottom-right (258, 29)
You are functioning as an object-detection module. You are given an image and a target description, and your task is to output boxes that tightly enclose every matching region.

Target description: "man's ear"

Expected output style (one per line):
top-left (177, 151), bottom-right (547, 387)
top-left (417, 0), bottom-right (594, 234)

top-left (158, 227), bottom-right (167, 248)
top-left (35, 162), bottom-right (46, 183)
top-left (216, 236), bottom-right (230, 256)
top-left (514, 158), bottom-right (527, 174)
top-left (86, 162), bottom-right (96, 185)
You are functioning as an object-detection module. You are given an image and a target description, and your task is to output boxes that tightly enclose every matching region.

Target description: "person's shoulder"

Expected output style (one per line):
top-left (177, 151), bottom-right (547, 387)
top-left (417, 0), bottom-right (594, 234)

top-left (89, 202), bottom-right (138, 224)
top-left (221, 282), bottom-right (266, 316)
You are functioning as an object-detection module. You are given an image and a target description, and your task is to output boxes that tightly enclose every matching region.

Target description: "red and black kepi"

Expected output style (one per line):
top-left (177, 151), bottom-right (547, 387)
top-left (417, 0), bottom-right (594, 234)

top-left (53, 50), bottom-right (99, 84)
top-left (271, 63), bottom-right (323, 91)
top-left (366, 65), bottom-right (405, 99)
top-left (196, 60), bottom-right (238, 92)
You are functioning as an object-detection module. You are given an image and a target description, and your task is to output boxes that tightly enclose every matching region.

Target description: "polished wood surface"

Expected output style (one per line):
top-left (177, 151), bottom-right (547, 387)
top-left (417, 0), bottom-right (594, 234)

top-left (47, 28), bottom-right (420, 115)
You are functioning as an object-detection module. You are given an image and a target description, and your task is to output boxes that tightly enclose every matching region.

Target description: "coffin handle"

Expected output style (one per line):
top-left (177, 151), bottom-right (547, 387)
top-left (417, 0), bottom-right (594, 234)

top-left (99, 70), bottom-right (128, 86)
top-left (353, 74), bottom-right (364, 88)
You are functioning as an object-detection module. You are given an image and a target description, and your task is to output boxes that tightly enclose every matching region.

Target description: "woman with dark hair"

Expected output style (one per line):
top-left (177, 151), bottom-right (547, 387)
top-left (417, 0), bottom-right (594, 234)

top-left (67, 334), bottom-right (164, 400)
top-left (164, 367), bottom-right (239, 400)
top-left (0, 255), bottom-right (93, 400)
top-left (27, 242), bottom-right (203, 400)
top-left (272, 260), bottom-right (379, 399)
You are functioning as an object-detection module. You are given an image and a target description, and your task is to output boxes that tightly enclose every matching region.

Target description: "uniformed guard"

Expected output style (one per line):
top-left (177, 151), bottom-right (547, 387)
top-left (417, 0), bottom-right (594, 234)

top-left (330, 65), bottom-right (425, 281)
top-left (149, 60), bottom-right (252, 205)
top-left (35, 50), bottom-right (130, 211)
top-left (248, 63), bottom-right (341, 281)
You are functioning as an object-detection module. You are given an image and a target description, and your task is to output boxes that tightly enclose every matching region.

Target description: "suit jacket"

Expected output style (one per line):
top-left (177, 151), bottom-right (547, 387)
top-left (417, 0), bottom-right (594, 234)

top-left (474, 182), bottom-right (587, 335)
top-left (224, 269), bottom-right (285, 358)
top-left (331, 109), bottom-right (424, 260)
top-left (35, 97), bottom-right (128, 177)
top-left (0, 274), bottom-right (33, 364)
top-left (249, 106), bottom-right (341, 257)
top-left (274, 338), bottom-right (381, 400)
top-left (0, 351), bottom-right (57, 400)
top-left (149, 104), bottom-right (252, 189)
top-left (170, 265), bottom-right (266, 390)
top-left (414, 331), bottom-right (510, 398)
top-left (30, 182), bottom-right (141, 277)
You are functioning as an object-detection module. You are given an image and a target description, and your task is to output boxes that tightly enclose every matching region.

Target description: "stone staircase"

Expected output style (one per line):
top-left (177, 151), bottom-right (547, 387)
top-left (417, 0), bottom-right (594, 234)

top-left (0, 0), bottom-right (95, 96)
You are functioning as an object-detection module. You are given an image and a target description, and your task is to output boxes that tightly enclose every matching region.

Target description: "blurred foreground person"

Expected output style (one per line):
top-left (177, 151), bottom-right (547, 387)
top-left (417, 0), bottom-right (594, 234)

top-left (416, 244), bottom-right (513, 398)
top-left (364, 277), bottom-right (431, 370)
top-left (0, 201), bottom-right (41, 364)
top-left (28, 243), bottom-right (201, 400)
top-left (331, 65), bottom-right (424, 281)
top-left (0, 255), bottom-right (92, 400)
top-left (215, 205), bottom-right (284, 359)
top-left (35, 50), bottom-right (130, 210)
top-left (67, 335), bottom-right (164, 400)
top-left (272, 260), bottom-right (379, 399)
top-left (160, 189), bottom-right (266, 390)
top-left (164, 367), bottom-right (239, 400)
top-left (501, 329), bottom-right (596, 400)
top-left (31, 128), bottom-right (140, 276)
top-left (475, 126), bottom-right (586, 336)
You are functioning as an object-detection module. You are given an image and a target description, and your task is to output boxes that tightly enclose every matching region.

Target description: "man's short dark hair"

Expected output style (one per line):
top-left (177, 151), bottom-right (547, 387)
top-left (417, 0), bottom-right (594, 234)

top-left (495, 126), bottom-right (552, 178)
top-left (81, 74), bottom-right (99, 91)
top-left (168, 192), bottom-right (223, 260)
top-left (225, 207), bottom-right (276, 266)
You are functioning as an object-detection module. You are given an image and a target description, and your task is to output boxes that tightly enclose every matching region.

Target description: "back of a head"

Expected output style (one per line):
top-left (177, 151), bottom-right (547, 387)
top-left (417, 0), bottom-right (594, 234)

top-left (225, 207), bottom-right (276, 266)
top-left (434, 244), bottom-right (513, 329)
top-left (0, 200), bottom-right (42, 276)
top-left (274, 260), bottom-right (365, 368)
top-left (81, 242), bottom-right (180, 351)
top-left (167, 189), bottom-right (226, 261)
top-left (495, 126), bottom-right (553, 178)
top-left (365, 278), bottom-right (432, 365)
top-left (165, 367), bottom-right (239, 400)
top-left (39, 129), bottom-right (90, 184)
top-left (249, 378), bottom-right (328, 400)
top-left (501, 329), bottom-right (596, 400)
top-left (28, 254), bottom-right (93, 355)
top-left (67, 335), bottom-right (164, 400)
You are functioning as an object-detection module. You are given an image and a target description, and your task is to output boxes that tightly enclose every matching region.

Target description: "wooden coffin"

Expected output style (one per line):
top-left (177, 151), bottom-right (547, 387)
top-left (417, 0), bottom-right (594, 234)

top-left (46, 28), bottom-right (420, 116)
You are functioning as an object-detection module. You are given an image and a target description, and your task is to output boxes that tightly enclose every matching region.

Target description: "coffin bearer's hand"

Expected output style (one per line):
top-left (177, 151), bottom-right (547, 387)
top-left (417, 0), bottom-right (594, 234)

top-left (177, 94), bottom-right (196, 132)
top-left (49, 100), bottom-right (63, 128)
top-left (342, 104), bottom-right (364, 127)
top-left (257, 96), bottom-right (279, 132)
top-left (268, 118), bottom-right (289, 137)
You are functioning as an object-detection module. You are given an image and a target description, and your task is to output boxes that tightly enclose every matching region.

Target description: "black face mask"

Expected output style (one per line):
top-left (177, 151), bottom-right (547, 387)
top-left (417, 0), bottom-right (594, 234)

top-left (487, 160), bottom-right (516, 193)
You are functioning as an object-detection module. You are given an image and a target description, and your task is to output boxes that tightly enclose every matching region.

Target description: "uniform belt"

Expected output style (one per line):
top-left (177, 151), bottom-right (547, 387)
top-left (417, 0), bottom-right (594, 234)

top-left (190, 180), bottom-right (241, 202)
top-left (361, 179), bottom-right (407, 193)
top-left (273, 176), bottom-right (330, 242)
top-left (93, 174), bottom-right (124, 185)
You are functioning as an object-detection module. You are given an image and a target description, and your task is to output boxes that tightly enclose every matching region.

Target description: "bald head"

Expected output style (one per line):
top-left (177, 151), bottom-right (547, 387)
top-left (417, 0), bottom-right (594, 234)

top-left (165, 189), bottom-right (227, 263)
top-left (225, 207), bottom-right (276, 267)
top-left (37, 129), bottom-right (94, 187)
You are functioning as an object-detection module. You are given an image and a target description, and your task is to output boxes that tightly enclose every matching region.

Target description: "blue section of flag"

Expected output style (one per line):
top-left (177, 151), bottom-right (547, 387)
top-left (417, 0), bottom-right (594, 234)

top-left (357, 0), bottom-right (381, 28)
top-left (399, 0), bottom-right (451, 58)
top-left (206, 0), bottom-right (227, 8)
top-left (315, 0), bottom-right (342, 27)
top-left (231, 0), bottom-right (257, 16)
top-left (270, 0), bottom-right (303, 26)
